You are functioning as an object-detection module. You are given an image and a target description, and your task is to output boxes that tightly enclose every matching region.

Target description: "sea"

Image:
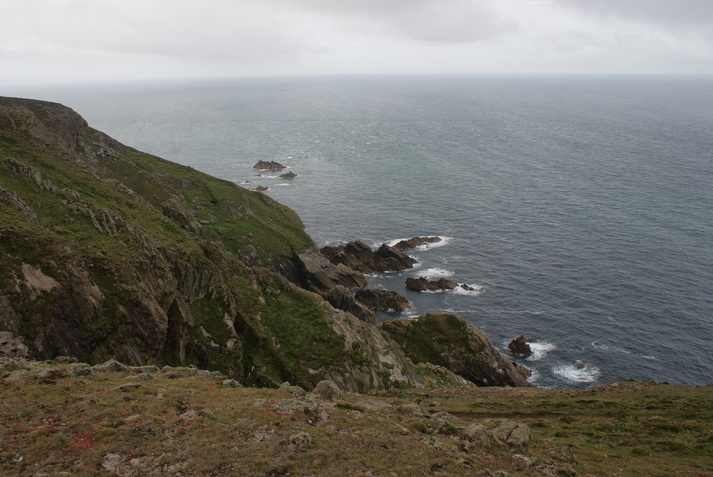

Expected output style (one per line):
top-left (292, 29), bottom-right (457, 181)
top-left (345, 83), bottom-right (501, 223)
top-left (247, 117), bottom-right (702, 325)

top-left (5, 75), bottom-right (713, 389)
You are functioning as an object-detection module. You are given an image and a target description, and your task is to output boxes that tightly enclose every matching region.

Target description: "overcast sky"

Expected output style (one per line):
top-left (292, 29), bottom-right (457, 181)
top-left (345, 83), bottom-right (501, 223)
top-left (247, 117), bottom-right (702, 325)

top-left (1, 0), bottom-right (712, 85)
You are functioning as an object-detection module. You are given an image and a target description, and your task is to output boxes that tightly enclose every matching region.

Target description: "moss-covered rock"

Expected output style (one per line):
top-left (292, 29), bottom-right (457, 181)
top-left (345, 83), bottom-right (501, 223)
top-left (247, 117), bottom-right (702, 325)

top-left (381, 313), bottom-right (531, 387)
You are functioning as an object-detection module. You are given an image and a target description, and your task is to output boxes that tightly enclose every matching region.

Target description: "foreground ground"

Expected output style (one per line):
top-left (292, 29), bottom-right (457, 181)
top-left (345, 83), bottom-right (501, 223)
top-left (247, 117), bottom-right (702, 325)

top-left (1, 359), bottom-right (711, 476)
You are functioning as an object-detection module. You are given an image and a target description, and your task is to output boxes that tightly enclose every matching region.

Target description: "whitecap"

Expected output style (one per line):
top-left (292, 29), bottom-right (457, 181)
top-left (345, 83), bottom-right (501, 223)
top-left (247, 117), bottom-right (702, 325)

top-left (526, 342), bottom-right (556, 361)
top-left (642, 355), bottom-right (657, 361)
top-left (553, 361), bottom-right (601, 383)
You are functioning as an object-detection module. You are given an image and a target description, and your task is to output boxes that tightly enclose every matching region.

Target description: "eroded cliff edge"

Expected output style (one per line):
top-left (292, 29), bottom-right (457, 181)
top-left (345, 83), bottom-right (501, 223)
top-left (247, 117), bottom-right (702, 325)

top-left (0, 96), bottom-right (528, 391)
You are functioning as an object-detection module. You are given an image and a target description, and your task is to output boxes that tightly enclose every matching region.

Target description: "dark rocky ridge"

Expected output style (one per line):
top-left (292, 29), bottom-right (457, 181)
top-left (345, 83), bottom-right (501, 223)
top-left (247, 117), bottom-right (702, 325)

top-left (321, 240), bottom-right (417, 273)
top-left (0, 96), bottom-right (529, 391)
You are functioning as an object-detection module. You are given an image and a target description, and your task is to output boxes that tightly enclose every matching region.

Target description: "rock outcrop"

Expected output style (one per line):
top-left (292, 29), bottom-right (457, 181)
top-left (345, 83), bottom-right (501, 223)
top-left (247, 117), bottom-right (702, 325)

top-left (393, 236), bottom-right (441, 250)
top-left (321, 241), bottom-right (416, 273)
top-left (253, 160), bottom-right (286, 170)
top-left (354, 288), bottom-right (410, 313)
top-left (278, 171), bottom-right (297, 179)
top-left (405, 276), bottom-right (459, 292)
top-left (508, 336), bottom-right (536, 356)
top-left (382, 313), bottom-right (532, 387)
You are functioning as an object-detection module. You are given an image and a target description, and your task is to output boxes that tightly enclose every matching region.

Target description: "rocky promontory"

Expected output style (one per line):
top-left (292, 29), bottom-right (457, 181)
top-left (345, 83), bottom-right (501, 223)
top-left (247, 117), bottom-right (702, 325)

top-left (321, 240), bottom-right (417, 273)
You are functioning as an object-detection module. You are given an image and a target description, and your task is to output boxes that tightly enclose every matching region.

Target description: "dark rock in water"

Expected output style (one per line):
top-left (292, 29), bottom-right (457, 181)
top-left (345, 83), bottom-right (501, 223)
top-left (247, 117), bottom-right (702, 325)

top-left (251, 186), bottom-right (269, 192)
top-left (253, 160), bottom-right (286, 170)
top-left (321, 241), bottom-right (416, 273)
top-left (459, 284), bottom-right (476, 291)
top-left (355, 288), bottom-right (411, 313)
top-left (405, 277), bottom-right (458, 292)
top-left (393, 236), bottom-right (441, 250)
top-left (508, 336), bottom-right (537, 356)
top-left (382, 313), bottom-right (532, 387)
top-left (278, 171), bottom-right (297, 179)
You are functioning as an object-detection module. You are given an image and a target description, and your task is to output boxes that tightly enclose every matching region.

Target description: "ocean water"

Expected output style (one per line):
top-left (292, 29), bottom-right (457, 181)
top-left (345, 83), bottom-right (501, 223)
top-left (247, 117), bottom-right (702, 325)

top-left (8, 75), bottom-right (713, 388)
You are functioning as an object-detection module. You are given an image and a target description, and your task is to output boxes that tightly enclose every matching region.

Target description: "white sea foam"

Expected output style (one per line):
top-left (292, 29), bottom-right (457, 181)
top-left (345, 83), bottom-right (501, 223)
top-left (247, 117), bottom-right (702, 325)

top-left (418, 268), bottom-right (455, 279)
top-left (526, 342), bottom-right (555, 361)
top-left (526, 368), bottom-right (540, 384)
top-left (553, 362), bottom-right (601, 383)
top-left (386, 236), bottom-right (452, 250)
top-left (452, 284), bottom-right (485, 296)
top-left (642, 355), bottom-right (657, 361)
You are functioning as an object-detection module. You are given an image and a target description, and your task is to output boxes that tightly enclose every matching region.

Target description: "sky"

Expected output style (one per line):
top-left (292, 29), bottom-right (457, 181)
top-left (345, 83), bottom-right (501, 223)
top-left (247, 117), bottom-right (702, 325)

top-left (1, 0), bottom-right (712, 85)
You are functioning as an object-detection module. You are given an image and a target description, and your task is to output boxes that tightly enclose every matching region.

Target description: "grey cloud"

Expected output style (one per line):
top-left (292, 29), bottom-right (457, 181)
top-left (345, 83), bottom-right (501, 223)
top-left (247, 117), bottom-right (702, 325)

top-left (268, 0), bottom-right (517, 43)
top-left (553, 0), bottom-right (713, 28)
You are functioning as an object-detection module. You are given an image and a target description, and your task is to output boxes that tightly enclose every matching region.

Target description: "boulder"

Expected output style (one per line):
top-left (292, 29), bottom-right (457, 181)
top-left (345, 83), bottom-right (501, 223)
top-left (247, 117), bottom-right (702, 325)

top-left (321, 241), bottom-right (416, 273)
top-left (405, 277), bottom-right (458, 292)
top-left (278, 171), bottom-right (297, 179)
top-left (393, 236), bottom-right (441, 250)
top-left (463, 419), bottom-right (531, 453)
top-left (508, 336), bottom-right (536, 356)
top-left (0, 332), bottom-right (28, 358)
top-left (253, 160), bottom-right (286, 170)
top-left (381, 313), bottom-right (532, 387)
top-left (354, 288), bottom-right (411, 313)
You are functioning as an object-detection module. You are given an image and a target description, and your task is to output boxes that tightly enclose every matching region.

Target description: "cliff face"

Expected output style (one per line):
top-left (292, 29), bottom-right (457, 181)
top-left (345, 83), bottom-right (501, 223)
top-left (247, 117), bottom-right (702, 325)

top-left (0, 97), bottom-right (421, 391)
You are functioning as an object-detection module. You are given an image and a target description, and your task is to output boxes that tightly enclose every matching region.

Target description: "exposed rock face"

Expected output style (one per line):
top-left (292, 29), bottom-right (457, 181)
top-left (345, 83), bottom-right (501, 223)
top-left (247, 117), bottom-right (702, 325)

top-left (393, 236), bottom-right (441, 250)
top-left (253, 160), bottom-right (286, 170)
top-left (278, 171), bottom-right (297, 179)
top-left (0, 97), bottom-right (424, 392)
top-left (381, 313), bottom-right (532, 387)
top-left (0, 332), bottom-right (28, 358)
top-left (354, 288), bottom-right (411, 313)
top-left (405, 277), bottom-right (458, 292)
top-left (321, 241), bottom-right (416, 273)
top-left (324, 286), bottom-right (378, 325)
top-left (508, 336), bottom-right (536, 356)
top-left (294, 249), bottom-right (368, 293)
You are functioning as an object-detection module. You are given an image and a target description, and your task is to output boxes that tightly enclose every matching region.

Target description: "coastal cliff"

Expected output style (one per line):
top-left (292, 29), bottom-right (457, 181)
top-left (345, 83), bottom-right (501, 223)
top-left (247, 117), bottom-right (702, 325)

top-left (0, 96), bottom-right (525, 391)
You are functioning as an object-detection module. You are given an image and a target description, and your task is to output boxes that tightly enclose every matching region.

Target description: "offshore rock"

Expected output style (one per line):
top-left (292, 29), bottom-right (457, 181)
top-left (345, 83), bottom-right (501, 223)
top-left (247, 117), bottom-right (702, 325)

top-left (278, 171), bottom-right (297, 179)
top-left (321, 241), bottom-right (416, 273)
top-left (354, 288), bottom-right (411, 313)
top-left (253, 160), bottom-right (286, 170)
top-left (382, 313), bottom-right (532, 387)
top-left (405, 276), bottom-right (458, 292)
top-left (393, 236), bottom-right (441, 250)
top-left (508, 336), bottom-right (536, 356)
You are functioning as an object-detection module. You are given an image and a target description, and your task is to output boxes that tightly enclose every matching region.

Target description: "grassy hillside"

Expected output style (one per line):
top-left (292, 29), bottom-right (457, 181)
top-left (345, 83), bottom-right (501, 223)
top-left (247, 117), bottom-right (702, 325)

top-left (1, 359), bottom-right (711, 476)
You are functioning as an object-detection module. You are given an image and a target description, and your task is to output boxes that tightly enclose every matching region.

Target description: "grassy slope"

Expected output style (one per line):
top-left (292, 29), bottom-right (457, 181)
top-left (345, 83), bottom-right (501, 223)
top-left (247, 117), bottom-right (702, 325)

top-left (0, 360), bottom-right (711, 477)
